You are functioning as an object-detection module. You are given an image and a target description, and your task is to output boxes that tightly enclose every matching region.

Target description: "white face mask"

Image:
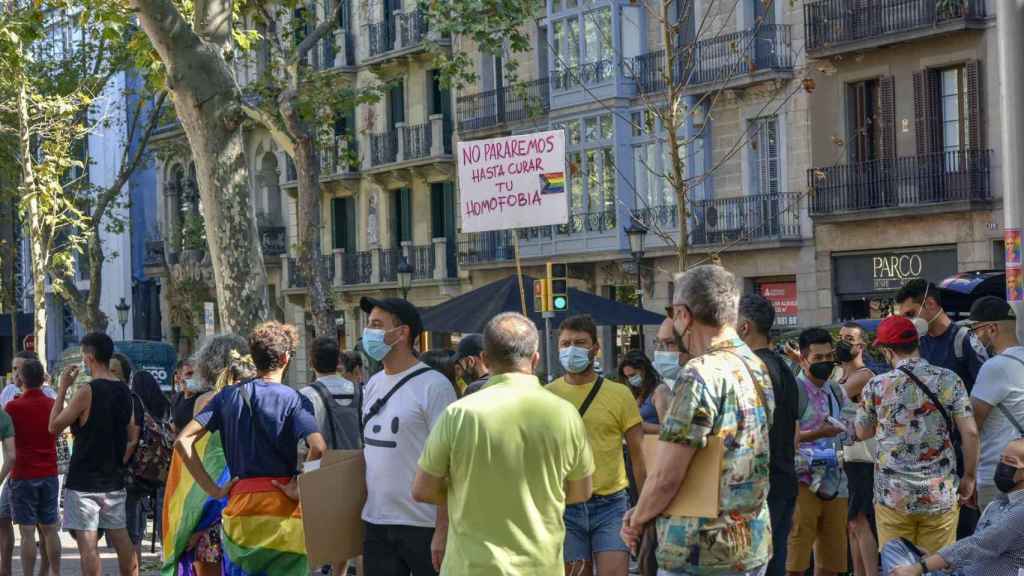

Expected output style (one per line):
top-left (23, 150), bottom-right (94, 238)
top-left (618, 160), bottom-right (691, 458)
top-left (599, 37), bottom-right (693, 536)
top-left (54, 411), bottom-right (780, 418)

top-left (910, 284), bottom-right (937, 338)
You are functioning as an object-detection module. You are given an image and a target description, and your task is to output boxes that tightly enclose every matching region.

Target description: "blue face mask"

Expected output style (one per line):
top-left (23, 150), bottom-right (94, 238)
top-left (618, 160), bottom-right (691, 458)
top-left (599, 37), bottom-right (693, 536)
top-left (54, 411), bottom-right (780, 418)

top-left (653, 351), bottom-right (681, 386)
top-left (628, 374), bottom-right (644, 388)
top-left (559, 346), bottom-right (592, 374)
top-left (362, 328), bottom-right (393, 362)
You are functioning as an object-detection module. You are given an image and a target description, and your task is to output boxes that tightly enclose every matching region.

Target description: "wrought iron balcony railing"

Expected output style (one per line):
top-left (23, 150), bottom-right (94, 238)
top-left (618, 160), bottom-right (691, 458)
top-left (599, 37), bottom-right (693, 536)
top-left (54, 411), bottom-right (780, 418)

top-left (805, 0), bottom-right (987, 53)
top-left (258, 226), bottom-right (287, 257)
top-left (457, 78), bottom-right (551, 133)
top-left (634, 192), bottom-right (802, 245)
top-left (809, 149), bottom-right (993, 215)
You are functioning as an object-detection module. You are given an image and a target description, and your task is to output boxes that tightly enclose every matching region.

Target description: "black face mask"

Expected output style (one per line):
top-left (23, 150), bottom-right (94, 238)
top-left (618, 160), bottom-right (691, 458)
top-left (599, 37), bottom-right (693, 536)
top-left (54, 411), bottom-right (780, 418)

top-left (835, 340), bottom-right (858, 363)
top-left (994, 461), bottom-right (1020, 493)
top-left (809, 361), bottom-right (836, 381)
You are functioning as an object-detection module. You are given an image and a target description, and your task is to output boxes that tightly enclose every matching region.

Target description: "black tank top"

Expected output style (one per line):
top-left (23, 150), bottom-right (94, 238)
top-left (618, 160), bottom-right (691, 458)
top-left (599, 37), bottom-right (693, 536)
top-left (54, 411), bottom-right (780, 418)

top-left (66, 379), bottom-right (132, 492)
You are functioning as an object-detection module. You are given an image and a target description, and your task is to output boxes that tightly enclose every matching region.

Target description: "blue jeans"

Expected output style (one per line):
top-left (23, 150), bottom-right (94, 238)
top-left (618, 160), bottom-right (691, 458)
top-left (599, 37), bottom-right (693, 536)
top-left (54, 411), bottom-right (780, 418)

top-left (881, 538), bottom-right (962, 576)
top-left (10, 477), bottom-right (59, 526)
top-left (659, 566), bottom-right (767, 576)
top-left (766, 491), bottom-right (796, 576)
top-left (564, 489), bottom-right (629, 562)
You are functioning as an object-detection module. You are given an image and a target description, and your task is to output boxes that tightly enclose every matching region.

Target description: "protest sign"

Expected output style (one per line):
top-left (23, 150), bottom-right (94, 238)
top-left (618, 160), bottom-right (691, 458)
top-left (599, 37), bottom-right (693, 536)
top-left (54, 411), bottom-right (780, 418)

top-left (457, 130), bottom-right (568, 233)
top-left (299, 450), bottom-right (366, 566)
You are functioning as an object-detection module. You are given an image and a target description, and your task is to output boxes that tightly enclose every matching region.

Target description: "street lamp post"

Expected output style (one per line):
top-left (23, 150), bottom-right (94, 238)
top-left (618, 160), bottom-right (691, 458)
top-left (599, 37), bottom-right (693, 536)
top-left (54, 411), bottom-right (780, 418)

top-left (115, 297), bottom-right (131, 341)
top-left (625, 219), bottom-right (648, 353)
top-left (397, 256), bottom-right (413, 300)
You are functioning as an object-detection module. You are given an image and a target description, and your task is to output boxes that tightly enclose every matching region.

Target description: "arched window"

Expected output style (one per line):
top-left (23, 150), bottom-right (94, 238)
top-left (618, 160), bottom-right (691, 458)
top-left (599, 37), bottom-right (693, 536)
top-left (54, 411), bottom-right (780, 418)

top-left (259, 152), bottom-right (282, 224)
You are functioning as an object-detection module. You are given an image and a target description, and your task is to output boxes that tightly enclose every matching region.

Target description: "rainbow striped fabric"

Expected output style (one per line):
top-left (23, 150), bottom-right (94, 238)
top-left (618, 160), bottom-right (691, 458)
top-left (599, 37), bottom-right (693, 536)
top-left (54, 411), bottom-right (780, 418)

top-left (162, 433), bottom-right (229, 576)
top-left (220, 477), bottom-right (308, 576)
top-left (541, 172), bottom-right (565, 194)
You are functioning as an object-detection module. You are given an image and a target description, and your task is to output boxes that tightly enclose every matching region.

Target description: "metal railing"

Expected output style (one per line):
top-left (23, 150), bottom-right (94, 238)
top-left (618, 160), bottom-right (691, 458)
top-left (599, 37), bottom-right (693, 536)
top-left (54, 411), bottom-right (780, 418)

top-left (316, 31), bottom-right (354, 69)
top-left (634, 192), bottom-right (802, 244)
top-left (625, 25), bottom-right (793, 93)
top-left (805, 0), bottom-right (987, 52)
top-left (143, 240), bottom-right (165, 267)
top-left (554, 58), bottom-right (615, 90)
top-left (403, 122), bottom-right (432, 160)
top-left (380, 248), bottom-right (400, 282)
top-left (370, 130), bottom-right (398, 166)
top-left (411, 245), bottom-right (435, 280)
top-left (399, 9), bottom-right (429, 47)
top-left (457, 231), bottom-right (516, 265)
top-left (259, 226), bottom-right (287, 257)
top-left (341, 251), bottom-right (372, 285)
top-left (809, 149), bottom-right (992, 215)
top-left (457, 78), bottom-right (551, 132)
top-left (320, 134), bottom-right (359, 177)
top-left (288, 255), bottom-right (335, 288)
top-left (367, 18), bottom-right (394, 58)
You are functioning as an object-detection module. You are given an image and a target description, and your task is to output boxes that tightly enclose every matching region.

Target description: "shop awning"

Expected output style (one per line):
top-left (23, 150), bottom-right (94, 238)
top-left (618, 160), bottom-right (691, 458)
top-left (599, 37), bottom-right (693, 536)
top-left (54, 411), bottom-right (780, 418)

top-left (420, 275), bottom-right (666, 334)
top-left (939, 270), bottom-right (1006, 318)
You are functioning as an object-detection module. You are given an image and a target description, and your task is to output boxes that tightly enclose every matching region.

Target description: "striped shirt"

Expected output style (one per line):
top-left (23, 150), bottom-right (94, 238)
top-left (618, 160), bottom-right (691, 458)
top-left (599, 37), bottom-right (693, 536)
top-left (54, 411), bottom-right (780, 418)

top-left (939, 489), bottom-right (1024, 576)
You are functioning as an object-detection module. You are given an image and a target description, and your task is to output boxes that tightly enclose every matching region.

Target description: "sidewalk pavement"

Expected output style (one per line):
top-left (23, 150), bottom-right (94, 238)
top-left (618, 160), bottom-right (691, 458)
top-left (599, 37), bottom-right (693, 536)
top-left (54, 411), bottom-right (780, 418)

top-left (10, 529), bottom-right (163, 576)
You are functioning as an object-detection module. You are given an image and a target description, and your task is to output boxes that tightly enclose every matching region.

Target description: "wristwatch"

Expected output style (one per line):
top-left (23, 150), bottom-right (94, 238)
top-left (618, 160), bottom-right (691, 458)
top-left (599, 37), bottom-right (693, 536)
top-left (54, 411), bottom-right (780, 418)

top-left (918, 558), bottom-right (929, 574)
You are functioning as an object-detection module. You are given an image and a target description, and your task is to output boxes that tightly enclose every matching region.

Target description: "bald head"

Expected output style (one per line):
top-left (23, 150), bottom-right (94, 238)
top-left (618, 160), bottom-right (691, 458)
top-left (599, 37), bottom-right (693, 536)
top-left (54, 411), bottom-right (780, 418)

top-left (483, 312), bottom-right (540, 375)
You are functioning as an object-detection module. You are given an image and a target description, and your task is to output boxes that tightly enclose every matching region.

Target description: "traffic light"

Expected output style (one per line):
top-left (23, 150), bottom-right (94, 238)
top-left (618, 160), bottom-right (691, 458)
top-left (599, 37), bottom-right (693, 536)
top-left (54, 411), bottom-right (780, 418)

top-left (547, 262), bottom-right (569, 312)
top-left (533, 277), bottom-right (549, 313)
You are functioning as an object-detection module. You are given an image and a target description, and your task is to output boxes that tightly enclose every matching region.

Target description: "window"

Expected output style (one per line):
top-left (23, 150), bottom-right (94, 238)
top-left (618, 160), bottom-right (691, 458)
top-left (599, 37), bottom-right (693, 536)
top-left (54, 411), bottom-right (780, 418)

top-left (552, 6), bottom-right (611, 89)
top-left (749, 115), bottom-right (779, 197)
top-left (332, 197), bottom-right (356, 252)
top-left (847, 79), bottom-right (880, 163)
top-left (940, 66), bottom-right (970, 154)
top-left (391, 188), bottom-right (412, 246)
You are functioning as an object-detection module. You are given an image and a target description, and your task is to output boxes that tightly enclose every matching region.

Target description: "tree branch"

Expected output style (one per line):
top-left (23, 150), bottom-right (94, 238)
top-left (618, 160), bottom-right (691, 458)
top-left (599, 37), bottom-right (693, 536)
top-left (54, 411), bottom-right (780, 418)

top-left (241, 103), bottom-right (295, 156)
top-left (130, 0), bottom-right (205, 72)
top-left (296, 0), bottom-right (344, 62)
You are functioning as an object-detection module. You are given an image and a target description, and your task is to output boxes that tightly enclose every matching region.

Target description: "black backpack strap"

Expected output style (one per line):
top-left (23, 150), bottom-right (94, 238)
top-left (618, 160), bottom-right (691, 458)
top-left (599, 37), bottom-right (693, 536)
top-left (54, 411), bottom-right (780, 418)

top-left (362, 367), bottom-right (432, 433)
top-left (309, 382), bottom-right (338, 446)
top-left (898, 366), bottom-right (955, 432)
top-left (578, 377), bottom-right (604, 417)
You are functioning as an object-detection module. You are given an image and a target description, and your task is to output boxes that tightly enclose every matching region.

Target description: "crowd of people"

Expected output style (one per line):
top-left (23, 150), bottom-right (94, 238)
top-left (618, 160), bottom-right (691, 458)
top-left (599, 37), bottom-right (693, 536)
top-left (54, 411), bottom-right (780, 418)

top-left (0, 269), bottom-right (1022, 576)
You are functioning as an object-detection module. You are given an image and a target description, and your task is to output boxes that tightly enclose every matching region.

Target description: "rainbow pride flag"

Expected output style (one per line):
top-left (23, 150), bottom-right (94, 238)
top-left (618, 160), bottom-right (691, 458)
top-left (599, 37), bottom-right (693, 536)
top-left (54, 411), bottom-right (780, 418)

top-left (220, 477), bottom-right (308, 576)
top-left (541, 172), bottom-right (565, 194)
top-left (162, 433), bottom-right (229, 576)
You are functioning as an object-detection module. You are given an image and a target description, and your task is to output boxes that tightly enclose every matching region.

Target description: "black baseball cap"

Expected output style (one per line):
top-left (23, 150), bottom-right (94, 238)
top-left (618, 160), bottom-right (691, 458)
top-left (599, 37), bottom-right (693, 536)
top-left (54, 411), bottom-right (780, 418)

top-left (360, 297), bottom-right (424, 340)
top-left (454, 334), bottom-right (484, 362)
top-left (966, 296), bottom-right (1017, 325)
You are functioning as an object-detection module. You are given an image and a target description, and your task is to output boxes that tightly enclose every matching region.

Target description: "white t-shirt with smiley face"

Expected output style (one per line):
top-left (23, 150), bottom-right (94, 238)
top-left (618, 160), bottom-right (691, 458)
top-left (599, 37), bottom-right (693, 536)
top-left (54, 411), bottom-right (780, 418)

top-left (361, 361), bottom-right (457, 527)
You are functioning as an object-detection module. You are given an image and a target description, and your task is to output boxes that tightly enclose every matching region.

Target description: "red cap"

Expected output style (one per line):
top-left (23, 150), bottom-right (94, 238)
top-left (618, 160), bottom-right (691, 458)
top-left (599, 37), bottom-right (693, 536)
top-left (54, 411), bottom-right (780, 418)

top-left (873, 316), bottom-right (918, 347)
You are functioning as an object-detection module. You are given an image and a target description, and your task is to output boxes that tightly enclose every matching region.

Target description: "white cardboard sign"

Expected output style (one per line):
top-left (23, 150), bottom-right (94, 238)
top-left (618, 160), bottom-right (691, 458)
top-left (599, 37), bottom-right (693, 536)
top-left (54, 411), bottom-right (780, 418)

top-left (457, 130), bottom-right (568, 233)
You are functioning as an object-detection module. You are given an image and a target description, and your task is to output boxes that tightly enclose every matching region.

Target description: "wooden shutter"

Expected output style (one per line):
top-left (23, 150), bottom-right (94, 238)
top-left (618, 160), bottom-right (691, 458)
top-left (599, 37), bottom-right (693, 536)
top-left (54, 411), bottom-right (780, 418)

top-left (878, 76), bottom-right (897, 159)
top-left (345, 198), bottom-right (356, 253)
top-left (912, 70), bottom-right (940, 156)
top-left (400, 188), bottom-right (412, 243)
top-left (430, 183), bottom-right (444, 238)
top-left (847, 83), bottom-right (863, 162)
top-left (332, 198), bottom-right (345, 250)
top-left (965, 60), bottom-right (982, 150)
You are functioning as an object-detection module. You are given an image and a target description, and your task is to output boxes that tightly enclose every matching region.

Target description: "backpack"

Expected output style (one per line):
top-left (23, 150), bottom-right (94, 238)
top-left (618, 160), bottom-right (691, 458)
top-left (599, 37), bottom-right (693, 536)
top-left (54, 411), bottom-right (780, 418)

top-left (951, 322), bottom-right (989, 362)
top-left (309, 381), bottom-right (363, 451)
top-left (129, 392), bottom-right (175, 485)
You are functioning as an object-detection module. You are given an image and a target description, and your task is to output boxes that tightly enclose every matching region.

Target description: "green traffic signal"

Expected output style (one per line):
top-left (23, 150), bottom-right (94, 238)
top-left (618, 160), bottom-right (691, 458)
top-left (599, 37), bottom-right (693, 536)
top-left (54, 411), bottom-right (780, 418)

top-left (552, 295), bottom-right (568, 311)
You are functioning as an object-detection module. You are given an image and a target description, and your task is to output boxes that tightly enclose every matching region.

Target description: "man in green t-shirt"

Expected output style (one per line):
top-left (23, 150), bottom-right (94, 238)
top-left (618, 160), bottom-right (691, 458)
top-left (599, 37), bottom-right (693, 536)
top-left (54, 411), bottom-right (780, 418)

top-left (0, 391), bottom-right (16, 576)
top-left (413, 312), bottom-right (595, 575)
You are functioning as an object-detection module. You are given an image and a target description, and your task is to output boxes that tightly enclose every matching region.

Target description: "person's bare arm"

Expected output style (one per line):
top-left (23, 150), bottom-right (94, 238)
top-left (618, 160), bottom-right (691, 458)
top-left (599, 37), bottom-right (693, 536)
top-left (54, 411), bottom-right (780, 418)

top-left (0, 438), bottom-right (15, 485)
top-left (970, 398), bottom-right (992, 432)
top-left (956, 413), bottom-right (980, 504)
top-left (175, 419), bottom-right (235, 499)
top-left (624, 424), bottom-right (647, 492)
top-left (411, 468), bottom-right (446, 505)
top-left (49, 369), bottom-right (90, 435)
top-left (841, 370), bottom-right (872, 402)
top-left (305, 432), bottom-right (326, 462)
top-left (630, 440), bottom-right (695, 525)
top-left (856, 420), bottom-right (877, 441)
top-left (653, 384), bottom-right (671, 423)
top-left (565, 474), bottom-right (593, 505)
top-left (123, 410), bottom-right (141, 464)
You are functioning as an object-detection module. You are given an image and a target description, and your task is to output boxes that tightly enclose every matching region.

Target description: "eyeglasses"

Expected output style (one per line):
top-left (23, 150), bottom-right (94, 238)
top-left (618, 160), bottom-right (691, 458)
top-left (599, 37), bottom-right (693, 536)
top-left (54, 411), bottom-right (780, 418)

top-left (968, 323), bottom-right (994, 334)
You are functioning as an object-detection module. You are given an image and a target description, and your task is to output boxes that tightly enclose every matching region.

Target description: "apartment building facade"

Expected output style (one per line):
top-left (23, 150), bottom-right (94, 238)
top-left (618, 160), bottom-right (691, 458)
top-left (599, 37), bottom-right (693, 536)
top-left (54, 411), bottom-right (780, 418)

top-left (803, 0), bottom-right (1003, 321)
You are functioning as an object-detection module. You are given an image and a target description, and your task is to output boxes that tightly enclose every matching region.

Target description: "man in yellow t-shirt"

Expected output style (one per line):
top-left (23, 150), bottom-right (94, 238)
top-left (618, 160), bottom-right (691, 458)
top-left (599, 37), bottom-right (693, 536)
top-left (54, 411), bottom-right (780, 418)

top-left (547, 314), bottom-right (646, 576)
top-left (412, 312), bottom-right (595, 575)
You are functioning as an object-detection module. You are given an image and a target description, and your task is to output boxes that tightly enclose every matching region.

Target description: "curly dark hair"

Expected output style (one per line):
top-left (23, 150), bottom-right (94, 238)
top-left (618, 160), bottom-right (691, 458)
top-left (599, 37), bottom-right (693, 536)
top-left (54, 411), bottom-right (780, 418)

top-left (248, 321), bottom-right (299, 373)
top-left (617, 349), bottom-right (659, 402)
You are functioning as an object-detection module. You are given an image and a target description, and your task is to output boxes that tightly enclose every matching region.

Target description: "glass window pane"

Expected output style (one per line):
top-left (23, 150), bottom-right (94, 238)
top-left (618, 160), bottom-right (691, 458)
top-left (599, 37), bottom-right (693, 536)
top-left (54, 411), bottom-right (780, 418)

top-left (584, 116), bottom-right (598, 141)
top-left (600, 114), bottom-right (613, 139)
top-left (586, 149), bottom-right (599, 211)
top-left (602, 147), bottom-right (616, 215)
top-left (552, 0), bottom-right (561, 13)
top-left (631, 112), bottom-right (643, 136)
top-left (567, 18), bottom-right (580, 66)
top-left (941, 69), bottom-right (958, 97)
top-left (569, 151), bottom-right (584, 211)
top-left (567, 119), bottom-right (581, 145)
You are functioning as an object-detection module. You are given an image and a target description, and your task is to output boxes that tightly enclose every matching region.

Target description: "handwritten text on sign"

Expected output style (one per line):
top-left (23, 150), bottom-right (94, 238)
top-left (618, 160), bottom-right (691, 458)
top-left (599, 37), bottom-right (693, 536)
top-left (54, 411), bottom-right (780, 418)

top-left (457, 130), bottom-right (568, 233)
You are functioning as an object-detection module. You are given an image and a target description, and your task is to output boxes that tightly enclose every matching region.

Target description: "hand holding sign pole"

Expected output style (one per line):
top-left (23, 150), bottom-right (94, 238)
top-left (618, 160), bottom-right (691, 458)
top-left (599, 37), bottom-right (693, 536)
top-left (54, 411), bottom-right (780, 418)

top-left (458, 130), bottom-right (569, 314)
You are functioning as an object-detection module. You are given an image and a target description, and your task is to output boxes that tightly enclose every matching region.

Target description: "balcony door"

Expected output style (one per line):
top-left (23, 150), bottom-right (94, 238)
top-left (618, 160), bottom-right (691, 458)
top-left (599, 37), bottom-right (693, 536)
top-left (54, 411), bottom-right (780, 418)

top-left (749, 115), bottom-right (779, 237)
top-left (845, 77), bottom-right (895, 209)
top-left (752, 0), bottom-right (776, 70)
top-left (332, 197), bottom-right (356, 253)
top-left (391, 188), bottom-right (412, 248)
top-left (431, 182), bottom-right (456, 277)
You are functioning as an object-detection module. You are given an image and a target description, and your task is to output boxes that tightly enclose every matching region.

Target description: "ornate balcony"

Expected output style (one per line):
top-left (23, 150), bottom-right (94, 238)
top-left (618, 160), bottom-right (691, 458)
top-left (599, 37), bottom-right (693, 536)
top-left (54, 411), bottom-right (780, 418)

top-left (457, 78), bottom-right (551, 134)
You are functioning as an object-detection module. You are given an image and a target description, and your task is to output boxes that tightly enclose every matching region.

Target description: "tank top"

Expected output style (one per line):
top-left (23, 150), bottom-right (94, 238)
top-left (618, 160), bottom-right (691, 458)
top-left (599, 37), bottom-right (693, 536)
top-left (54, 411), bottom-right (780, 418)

top-left (66, 379), bottom-right (132, 492)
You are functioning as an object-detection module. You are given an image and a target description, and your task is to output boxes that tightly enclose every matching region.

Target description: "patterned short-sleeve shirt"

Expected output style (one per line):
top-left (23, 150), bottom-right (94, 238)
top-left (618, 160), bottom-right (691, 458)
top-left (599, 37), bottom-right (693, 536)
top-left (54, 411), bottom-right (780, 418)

top-left (856, 357), bottom-right (971, 514)
top-left (656, 338), bottom-right (775, 575)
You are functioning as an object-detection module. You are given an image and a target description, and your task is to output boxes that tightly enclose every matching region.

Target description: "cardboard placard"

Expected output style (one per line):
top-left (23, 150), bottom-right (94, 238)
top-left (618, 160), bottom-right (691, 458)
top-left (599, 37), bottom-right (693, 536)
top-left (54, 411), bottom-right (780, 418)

top-left (298, 450), bottom-right (366, 566)
top-left (641, 435), bottom-right (723, 519)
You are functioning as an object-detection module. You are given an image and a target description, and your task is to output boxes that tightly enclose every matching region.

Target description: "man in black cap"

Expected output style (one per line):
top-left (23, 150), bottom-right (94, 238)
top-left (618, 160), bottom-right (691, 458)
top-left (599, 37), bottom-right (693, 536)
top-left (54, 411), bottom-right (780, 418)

top-left (358, 297), bottom-right (457, 575)
top-left (454, 334), bottom-right (490, 395)
top-left (964, 296), bottom-right (1024, 512)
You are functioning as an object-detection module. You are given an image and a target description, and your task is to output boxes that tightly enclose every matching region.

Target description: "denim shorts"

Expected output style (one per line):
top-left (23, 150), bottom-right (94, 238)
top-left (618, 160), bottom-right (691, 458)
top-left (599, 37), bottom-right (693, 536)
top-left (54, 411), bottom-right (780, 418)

top-left (564, 489), bottom-right (629, 561)
top-left (0, 482), bottom-right (11, 520)
top-left (10, 476), bottom-right (59, 526)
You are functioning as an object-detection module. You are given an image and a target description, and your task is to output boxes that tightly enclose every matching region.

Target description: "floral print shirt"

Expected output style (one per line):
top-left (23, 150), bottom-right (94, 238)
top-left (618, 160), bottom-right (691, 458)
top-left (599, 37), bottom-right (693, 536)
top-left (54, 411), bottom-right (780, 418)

top-left (856, 357), bottom-right (971, 514)
top-left (657, 338), bottom-right (775, 575)
top-left (796, 372), bottom-right (848, 498)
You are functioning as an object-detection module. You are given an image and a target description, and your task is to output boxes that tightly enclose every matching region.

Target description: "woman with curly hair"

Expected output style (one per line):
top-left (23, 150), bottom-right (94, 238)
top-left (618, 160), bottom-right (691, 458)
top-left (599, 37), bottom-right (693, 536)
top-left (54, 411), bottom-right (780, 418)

top-left (176, 322), bottom-right (326, 576)
top-left (162, 334), bottom-right (255, 576)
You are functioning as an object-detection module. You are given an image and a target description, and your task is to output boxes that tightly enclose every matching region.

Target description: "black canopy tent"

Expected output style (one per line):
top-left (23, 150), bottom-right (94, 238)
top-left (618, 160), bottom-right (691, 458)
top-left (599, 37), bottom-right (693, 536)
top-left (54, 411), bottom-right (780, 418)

top-left (420, 275), bottom-right (665, 334)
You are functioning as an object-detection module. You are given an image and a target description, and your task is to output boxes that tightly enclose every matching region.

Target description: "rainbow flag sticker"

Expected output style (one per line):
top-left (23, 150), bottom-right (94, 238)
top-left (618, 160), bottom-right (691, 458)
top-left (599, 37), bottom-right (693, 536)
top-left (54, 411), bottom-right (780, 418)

top-left (540, 172), bottom-right (565, 195)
